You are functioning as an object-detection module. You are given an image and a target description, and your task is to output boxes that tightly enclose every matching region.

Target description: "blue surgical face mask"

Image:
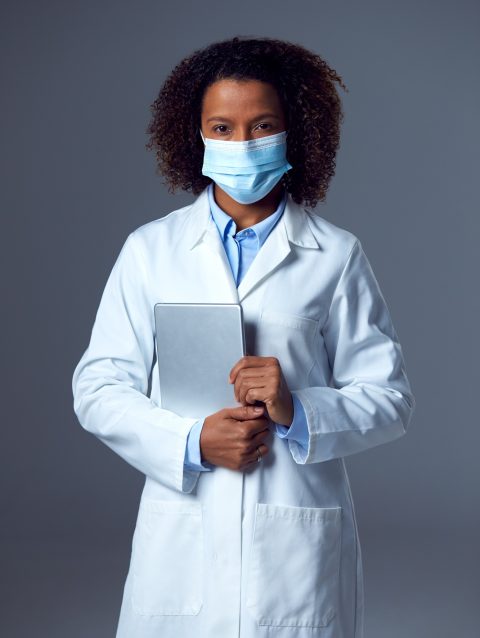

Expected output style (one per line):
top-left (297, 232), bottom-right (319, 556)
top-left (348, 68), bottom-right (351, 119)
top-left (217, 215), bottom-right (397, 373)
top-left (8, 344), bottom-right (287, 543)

top-left (199, 129), bottom-right (293, 204)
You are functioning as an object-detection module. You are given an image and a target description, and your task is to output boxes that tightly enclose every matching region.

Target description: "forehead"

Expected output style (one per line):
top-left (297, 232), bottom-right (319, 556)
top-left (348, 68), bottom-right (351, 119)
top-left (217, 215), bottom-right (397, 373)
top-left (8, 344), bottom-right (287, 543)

top-left (201, 79), bottom-right (283, 116)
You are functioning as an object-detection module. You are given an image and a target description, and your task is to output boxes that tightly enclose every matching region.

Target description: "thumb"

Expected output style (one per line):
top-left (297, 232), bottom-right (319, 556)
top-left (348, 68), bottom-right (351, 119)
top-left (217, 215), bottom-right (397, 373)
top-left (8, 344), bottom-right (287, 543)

top-left (227, 404), bottom-right (264, 420)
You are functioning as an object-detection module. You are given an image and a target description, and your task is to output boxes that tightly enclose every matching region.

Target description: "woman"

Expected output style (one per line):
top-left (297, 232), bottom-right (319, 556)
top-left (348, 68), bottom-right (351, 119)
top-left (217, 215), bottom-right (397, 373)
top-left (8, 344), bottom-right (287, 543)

top-left (72, 36), bottom-right (416, 638)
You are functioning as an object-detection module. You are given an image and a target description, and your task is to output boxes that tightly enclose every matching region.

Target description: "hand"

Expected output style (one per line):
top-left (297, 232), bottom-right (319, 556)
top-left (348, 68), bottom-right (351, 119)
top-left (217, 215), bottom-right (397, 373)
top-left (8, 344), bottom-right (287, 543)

top-left (200, 405), bottom-right (271, 471)
top-left (229, 355), bottom-right (294, 427)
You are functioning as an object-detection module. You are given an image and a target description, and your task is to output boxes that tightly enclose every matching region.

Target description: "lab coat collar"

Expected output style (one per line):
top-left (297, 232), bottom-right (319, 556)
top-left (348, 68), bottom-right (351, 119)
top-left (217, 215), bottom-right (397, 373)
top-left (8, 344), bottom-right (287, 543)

top-left (185, 186), bottom-right (319, 251)
top-left (184, 186), bottom-right (319, 302)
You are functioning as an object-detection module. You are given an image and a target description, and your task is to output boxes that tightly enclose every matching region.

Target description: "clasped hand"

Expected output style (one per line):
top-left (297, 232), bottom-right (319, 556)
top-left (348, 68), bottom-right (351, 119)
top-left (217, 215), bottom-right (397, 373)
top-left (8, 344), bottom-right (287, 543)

top-left (199, 355), bottom-right (293, 471)
top-left (229, 355), bottom-right (294, 427)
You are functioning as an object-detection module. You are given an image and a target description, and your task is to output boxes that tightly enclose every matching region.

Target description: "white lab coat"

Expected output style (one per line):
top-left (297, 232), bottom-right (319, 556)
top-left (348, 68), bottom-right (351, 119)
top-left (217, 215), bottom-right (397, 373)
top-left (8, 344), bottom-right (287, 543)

top-left (72, 186), bottom-right (415, 638)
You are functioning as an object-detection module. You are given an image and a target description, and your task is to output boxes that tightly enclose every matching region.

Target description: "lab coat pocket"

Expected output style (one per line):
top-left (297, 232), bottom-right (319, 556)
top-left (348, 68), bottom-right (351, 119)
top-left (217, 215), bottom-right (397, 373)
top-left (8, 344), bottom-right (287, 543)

top-left (246, 502), bottom-right (342, 628)
top-left (131, 498), bottom-right (203, 616)
top-left (257, 310), bottom-right (320, 387)
top-left (260, 309), bottom-right (320, 333)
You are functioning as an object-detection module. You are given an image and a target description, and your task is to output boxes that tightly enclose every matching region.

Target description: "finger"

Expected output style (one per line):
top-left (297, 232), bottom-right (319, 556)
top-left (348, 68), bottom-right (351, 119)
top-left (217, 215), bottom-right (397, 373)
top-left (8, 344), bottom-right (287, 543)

top-left (234, 374), bottom-right (267, 400)
top-left (245, 443), bottom-right (268, 466)
top-left (237, 367), bottom-right (270, 376)
top-left (226, 404), bottom-right (264, 420)
top-left (229, 356), bottom-right (273, 383)
top-left (241, 417), bottom-right (270, 437)
top-left (235, 369), bottom-right (279, 392)
top-left (236, 381), bottom-right (268, 405)
top-left (233, 370), bottom-right (269, 401)
top-left (247, 429), bottom-right (271, 452)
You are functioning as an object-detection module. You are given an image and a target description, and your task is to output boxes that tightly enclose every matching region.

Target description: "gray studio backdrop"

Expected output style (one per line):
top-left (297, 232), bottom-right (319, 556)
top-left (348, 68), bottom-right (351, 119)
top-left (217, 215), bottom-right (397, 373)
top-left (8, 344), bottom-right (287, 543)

top-left (1, 1), bottom-right (478, 636)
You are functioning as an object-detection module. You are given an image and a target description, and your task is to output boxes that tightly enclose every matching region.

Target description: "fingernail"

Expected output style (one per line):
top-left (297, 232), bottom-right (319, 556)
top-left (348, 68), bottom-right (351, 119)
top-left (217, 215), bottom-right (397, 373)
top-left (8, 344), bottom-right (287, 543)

top-left (254, 407), bottom-right (263, 413)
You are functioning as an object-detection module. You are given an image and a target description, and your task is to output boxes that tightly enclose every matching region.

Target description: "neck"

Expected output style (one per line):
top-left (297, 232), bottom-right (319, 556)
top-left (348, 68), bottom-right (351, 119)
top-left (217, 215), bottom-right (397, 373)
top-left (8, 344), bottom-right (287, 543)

top-left (213, 182), bottom-right (284, 231)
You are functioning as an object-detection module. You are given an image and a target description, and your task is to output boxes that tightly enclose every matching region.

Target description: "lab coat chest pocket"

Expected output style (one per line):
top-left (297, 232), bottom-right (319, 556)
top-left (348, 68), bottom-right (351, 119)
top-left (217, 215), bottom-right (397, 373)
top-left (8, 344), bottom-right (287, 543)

top-left (246, 503), bottom-right (342, 628)
top-left (131, 499), bottom-right (203, 616)
top-left (256, 310), bottom-right (320, 387)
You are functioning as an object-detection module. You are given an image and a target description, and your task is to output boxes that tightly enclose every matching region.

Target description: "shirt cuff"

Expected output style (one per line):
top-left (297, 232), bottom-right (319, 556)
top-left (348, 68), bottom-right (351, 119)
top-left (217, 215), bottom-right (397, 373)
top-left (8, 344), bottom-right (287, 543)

top-left (184, 418), bottom-right (214, 471)
top-left (273, 393), bottom-right (309, 451)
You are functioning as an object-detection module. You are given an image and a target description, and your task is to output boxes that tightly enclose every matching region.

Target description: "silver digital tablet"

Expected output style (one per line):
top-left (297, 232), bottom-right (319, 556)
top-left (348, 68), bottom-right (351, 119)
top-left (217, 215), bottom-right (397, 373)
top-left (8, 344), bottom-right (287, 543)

top-left (154, 302), bottom-right (246, 419)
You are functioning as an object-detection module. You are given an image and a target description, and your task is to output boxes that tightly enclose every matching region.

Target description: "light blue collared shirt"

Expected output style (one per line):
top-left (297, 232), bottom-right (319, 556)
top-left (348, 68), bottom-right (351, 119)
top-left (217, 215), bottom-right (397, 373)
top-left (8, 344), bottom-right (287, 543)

top-left (184, 183), bottom-right (309, 471)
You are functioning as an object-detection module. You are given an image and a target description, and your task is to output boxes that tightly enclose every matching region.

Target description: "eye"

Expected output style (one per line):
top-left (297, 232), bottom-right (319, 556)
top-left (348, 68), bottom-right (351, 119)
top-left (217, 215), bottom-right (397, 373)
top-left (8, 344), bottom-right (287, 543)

top-left (254, 122), bottom-right (273, 132)
top-left (212, 124), bottom-right (231, 135)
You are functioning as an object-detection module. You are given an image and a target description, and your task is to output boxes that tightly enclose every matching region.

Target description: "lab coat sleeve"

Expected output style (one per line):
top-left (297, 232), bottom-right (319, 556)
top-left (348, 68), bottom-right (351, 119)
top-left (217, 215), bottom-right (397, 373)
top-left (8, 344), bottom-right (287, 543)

top-left (288, 239), bottom-right (416, 464)
top-left (72, 231), bottom-right (203, 493)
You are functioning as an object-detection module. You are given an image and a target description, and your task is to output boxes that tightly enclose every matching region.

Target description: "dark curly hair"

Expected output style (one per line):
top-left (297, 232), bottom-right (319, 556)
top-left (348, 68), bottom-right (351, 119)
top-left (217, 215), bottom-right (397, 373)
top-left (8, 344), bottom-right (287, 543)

top-left (146, 36), bottom-right (348, 208)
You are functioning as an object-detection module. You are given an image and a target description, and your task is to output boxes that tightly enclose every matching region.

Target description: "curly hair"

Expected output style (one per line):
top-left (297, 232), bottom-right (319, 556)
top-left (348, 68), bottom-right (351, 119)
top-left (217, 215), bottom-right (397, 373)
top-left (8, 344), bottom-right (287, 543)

top-left (145, 36), bottom-right (348, 208)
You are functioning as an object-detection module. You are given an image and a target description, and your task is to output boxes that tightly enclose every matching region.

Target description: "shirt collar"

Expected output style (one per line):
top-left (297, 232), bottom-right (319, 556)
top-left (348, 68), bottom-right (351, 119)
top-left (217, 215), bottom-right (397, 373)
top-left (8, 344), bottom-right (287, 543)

top-left (207, 182), bottom-right (287, 247)
top-left (184, 186), bottom-right (320, 252)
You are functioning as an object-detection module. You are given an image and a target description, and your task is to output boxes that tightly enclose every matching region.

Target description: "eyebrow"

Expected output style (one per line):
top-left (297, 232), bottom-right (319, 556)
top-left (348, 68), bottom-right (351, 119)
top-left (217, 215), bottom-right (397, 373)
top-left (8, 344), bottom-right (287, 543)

top-left (205, 113), bottom-right (281, 123)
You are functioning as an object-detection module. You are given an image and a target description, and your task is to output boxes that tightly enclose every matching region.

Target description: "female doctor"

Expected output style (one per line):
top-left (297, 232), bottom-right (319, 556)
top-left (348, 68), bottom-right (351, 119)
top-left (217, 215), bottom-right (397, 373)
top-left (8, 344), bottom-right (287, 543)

top-left (72, 36), bottom-right (416, 638)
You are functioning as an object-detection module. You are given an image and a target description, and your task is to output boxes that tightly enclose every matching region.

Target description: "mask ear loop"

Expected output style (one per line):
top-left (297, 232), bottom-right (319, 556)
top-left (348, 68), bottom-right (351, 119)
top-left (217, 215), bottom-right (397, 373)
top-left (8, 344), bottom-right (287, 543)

top-left (282, 131), bottom-right (291, 189)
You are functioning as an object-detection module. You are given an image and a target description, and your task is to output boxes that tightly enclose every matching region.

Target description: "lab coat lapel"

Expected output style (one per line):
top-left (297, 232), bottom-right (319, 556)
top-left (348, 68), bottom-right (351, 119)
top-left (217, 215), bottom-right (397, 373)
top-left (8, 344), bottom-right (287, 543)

top-left (184, 188), bottom-right (319, 303)
top-left (236, 193), bottom-right (320, 302)
top-left (185, 189), bottom-right (239, 302)
top-left (199, 222), bottom-right (240, 302)
top-left (236, 217), bottom-right (291, 302)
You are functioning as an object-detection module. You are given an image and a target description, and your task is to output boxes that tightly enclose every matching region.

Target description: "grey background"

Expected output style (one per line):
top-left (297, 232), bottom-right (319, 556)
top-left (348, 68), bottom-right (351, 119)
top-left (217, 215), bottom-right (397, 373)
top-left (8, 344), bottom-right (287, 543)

top-left (1, 1), bottom-right (478, 636)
